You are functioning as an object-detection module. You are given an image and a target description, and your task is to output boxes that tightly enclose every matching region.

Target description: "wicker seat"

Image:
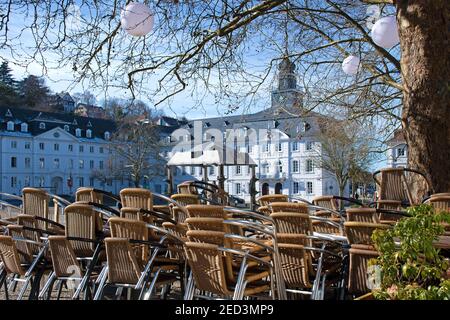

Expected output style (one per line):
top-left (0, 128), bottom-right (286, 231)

top-left (270, 212), bottom-right (313, 235)
top-left (186, 204), bottom-right (226, 218)
top-left (373, 167), bottom-right (432, 206)
top-left (184, 241), bottom-right (270, 299)
top-left (270, 202), bottom-right (309, 214)
top-left (76, 187), bottom-right (104, 204)
top-left (93, 218), bottom-right (181, 300)
top-left (22, 188), bottom-right (52, 232)
top-left (257, 194), bottom-right (288, 207)
top-left (170, 194), bottom-right (199, 223)
top-left (312, 196), bottom-right (338, 211)
top-left (346, 208), bottom-right (380, 224)
top-left (344, 222), bottom-right (389, 297)
top-left (425, 194), bottom-right (450, 212)
top-left (177, 182), bottom-right (198, 195)
top-left (120, 188), bottom-right (153, 210)
top-left (0, 233), bottom-right (46, 300)
top-left (39, 236), bottom-right (97, 300)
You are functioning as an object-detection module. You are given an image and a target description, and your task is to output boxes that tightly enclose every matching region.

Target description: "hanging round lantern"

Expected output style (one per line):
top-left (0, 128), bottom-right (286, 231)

top-left (121, 2), bottom-right (154, 37)
top-left (342, 55), bottom-right (360, 75)
top-left (371, 16), bottom-right (399, 49)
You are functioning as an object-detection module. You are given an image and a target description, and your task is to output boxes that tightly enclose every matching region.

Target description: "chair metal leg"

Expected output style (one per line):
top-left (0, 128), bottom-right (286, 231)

top-left (141, 268), bottom-right (162, 300)
top-left (183, 272), bottom-right (195, 300)
top-left (29, 267), bottom-right (45, 300)
top-left (17, 276), bottom-right (31, 300)
top-left (39, 272), bottom-right (56, 300)
top-left (0, 270), bottom-right (8, 300)
top-left (93, 266), bottom-right (108, 300)
top-left (56, 280), bottom-right (64, 300)
top-left (73, 244), bottom-right (102, 300)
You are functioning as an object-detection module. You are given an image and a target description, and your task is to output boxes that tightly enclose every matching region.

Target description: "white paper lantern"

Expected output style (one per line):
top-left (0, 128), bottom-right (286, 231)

top-left (121, 2), bottom-right (154, 37)
top-left (371, 16), bottom-right (399, 49)
top-left (342, 55), bottom-right (360, 75)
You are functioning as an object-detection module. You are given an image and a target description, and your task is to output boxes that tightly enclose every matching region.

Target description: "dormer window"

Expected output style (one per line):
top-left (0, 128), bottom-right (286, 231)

top-left (87, 121), bottom-right (92, 127)
top-left (5, 109), bottom-right (13, 117)
top-left (64, 125), bottom-right (69, 131)
top-left (86, 129), bottom-right (92, 138)
top-left (21, 123), bottom-right (28, 132)
top-left (72, 119), bottom-right (78, 125)
top-left (75, 128), bottom-right (81, 137)
top-left (104, 131), bottom-right (110, 140)
top-left (39, 122), bottom-right (46, 130)
top-left (6, 121), bottom-right (14, 131)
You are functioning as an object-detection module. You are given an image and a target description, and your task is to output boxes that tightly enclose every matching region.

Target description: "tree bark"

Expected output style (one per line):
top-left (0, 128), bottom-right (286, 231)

top-left (395, 0), bottom-right (450, 194)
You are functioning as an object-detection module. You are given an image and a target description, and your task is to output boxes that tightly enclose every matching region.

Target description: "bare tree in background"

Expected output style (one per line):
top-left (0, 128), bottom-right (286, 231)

top-left (0, 0), bottom-right (448, 193)
top-left (312, 118), bottom-right (377, 202)
top-left (110, 101), bottom-right (165, 187)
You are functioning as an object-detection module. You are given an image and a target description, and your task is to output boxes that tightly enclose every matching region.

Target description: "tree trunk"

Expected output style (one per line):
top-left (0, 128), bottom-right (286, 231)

top-left (395, 1), bottom-right (450, 195)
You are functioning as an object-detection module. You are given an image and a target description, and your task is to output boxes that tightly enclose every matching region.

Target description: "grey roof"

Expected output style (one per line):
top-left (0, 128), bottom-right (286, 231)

top-left (181, 107), bottom-right (327, 138)
top-left (0, 106), bottom-right (115, 139)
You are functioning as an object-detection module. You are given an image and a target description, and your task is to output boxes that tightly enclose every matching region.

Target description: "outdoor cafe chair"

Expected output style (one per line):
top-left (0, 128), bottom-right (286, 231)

top-left (373, 167), bottom-right (432, 207)
top-left (120, 188), bottom-right (153, 211)
top-left (94, 218), bottom-right (184, 300)
top-left (344, 222), bottom-right (389, 298)
top-left (256, 194), bottom-right (288, 216)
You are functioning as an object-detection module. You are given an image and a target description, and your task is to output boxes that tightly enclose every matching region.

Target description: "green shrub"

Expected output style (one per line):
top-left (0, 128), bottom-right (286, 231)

top-left (371, 204), bottom-right (450, 300)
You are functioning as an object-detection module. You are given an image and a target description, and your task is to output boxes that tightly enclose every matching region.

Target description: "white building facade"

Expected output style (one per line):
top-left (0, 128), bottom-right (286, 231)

top-left (0, 107), bottom-right (130, 196)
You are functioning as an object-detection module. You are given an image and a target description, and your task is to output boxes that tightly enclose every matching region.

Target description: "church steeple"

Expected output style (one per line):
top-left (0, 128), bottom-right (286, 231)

top-left (278, 57), bottom-right (297, 91)
top-left (271, 57), bottom-right (303, 110)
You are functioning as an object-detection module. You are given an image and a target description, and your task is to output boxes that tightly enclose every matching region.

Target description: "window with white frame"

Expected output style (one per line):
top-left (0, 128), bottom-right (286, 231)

top-left (209, 166), bottom-right (215, 175)
top-left (86, 129), bottom-right (92, 138)
top-left (99, 147), bottom-right (104, 153)
top-left (293, 182), bottom-right (299, 194)
top-left (75, 128), bottom-right (81, 137)
top-left (397, 147), bottom-right (405, 157)
top-left (79, 145), bottom-right (84, 152)
top-left (306, 141), bottom-right (313, 150)
top-left (10, 157), bottom-right (17, 168)
top-left (39, 158), bottom-right (45, 169)
top-left (64, 125), bottom-right (70, 131)
top-left (292, 160), bottom-right (299, 173)
top-left (21, 123), bottom-right (28, 132)
top-left (68, 144), bottom-right (73, 152)
top-left (79, 159), bottom-right (84, 169)
top-left (104, 131), bottom-right (111, 140)
top-left (262, 163), bottom-right (269, 174)
top-left (276, 142), bottom-right (282, 152)
top-left (99, 161), bottom-right (104, 169)
top-left (78, 177), bottom-right (84, 187)
top-left (306, 159), bottom-right (314, 173)
top-left (6, 121), bottom-right (14, 131)
top-left (54, 143), bottom-right (59, 151)
top-left (39, 142), bottom-right (44, 150)
top-left (278, 161), bottom-right (283, 173)
top-left (90, 160), bottom-right (94, 169)
top-left (11, 141), bottom-right (17, 149)
top-left (11, 176), bottom-right (17, 188)
top-left (90, 146), bottom-right (94, 153)
top-left (69, 159), bottom-right (74, 169)
top-left (39, 122), bottom-right (46, 130)
top-left (25, 142), bottom-right (31, 149)
top-left (292, 141), bottom-right (298, 151)
top-left (263, 143), bottom-right (269, 153)
top-left (54, 158), bottom-right (60, 169)
top-left (307, 181), bottom-right (313, 195)
top-left (25, 157), bottom-right (31, 168)
top-left (235, 166), bottom-right (242, 175)
top-left (235, 183), bottom-right (241, 194)
top-left (190, 166), bottom-right (195, 175)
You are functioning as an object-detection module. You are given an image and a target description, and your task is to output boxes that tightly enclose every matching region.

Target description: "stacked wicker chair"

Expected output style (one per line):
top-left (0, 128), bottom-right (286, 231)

top-left (344, 221), bottom-right (389, 298)
top-left (181, 204), bottom-right (283, 300)
top-left (257, 194), bottom-right (288, 216)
